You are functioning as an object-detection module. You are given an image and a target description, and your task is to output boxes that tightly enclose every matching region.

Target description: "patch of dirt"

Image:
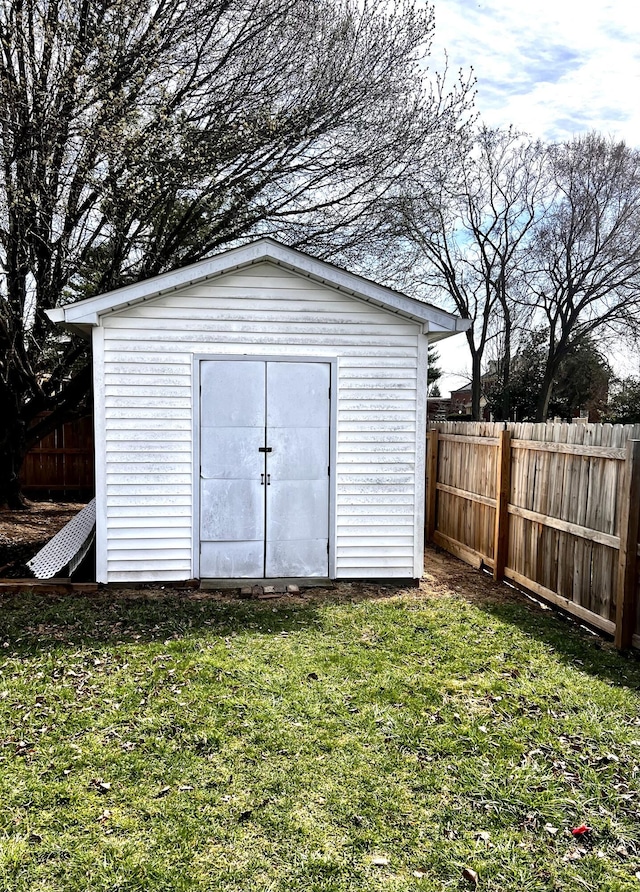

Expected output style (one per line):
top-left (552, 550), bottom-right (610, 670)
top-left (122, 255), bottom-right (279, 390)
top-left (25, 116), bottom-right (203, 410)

top-left (421, 545), bottom-right (522, 606)
top-left (0, 501), bottom-right (86, 577)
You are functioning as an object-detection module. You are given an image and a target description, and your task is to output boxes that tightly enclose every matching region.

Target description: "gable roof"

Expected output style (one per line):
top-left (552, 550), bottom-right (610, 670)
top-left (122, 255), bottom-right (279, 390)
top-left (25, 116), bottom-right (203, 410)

top-left (47, 237), bottom-right (469, 340)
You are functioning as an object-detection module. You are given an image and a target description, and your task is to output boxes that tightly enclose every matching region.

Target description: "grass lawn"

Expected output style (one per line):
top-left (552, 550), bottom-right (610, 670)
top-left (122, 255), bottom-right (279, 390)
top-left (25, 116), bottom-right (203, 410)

top-left (1, 550), bottom-right (640, 891)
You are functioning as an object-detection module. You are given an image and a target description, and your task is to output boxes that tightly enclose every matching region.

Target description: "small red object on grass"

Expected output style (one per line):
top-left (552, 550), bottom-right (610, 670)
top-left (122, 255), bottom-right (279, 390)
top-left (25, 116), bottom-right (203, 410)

top-left (571, 825), bottom-right (591, 836)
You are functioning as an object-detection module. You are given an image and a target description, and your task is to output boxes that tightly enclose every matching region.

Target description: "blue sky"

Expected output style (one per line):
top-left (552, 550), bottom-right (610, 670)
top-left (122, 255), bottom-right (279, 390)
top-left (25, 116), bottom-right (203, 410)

top-left (427, 0), bottom-right (640, 391)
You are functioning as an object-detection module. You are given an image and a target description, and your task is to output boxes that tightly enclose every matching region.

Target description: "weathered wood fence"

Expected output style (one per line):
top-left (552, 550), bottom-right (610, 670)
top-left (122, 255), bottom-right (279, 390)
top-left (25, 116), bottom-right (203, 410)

top-left (425, 421), bottom-right (640, 649)
top-left (21, 415), bottom-right (95, 500)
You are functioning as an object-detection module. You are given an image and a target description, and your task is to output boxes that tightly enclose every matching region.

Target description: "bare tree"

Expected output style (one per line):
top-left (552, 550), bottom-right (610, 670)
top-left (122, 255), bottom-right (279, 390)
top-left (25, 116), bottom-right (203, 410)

top-left (395, 126), bottom-right (549, 419)
top-left (0, 0), bottom-right (472, 506)
top-left (530, 133), bottom-right (640, 420)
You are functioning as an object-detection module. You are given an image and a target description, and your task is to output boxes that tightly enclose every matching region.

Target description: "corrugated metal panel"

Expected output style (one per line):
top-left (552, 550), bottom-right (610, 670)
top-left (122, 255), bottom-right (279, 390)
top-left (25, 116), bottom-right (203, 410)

top-left (100, 262), bottom-right (422, 582)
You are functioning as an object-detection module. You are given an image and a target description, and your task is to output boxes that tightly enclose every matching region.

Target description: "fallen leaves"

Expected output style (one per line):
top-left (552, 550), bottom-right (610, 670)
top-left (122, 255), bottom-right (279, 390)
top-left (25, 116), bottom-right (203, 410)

top-left (90, 779), bottom-right (111, 794)
top-left (155, 783), bottom-right (197, 798)
top-left (14, 740), bottom-right (33, 756)
top-left (370, 855), bottom-right (389, 867)
top-left (563, 847), bottom-right (587, 862)
top-left (462, 866), bottom-right (479, 885)
top-left (603, 752), bottom-right (620, 764)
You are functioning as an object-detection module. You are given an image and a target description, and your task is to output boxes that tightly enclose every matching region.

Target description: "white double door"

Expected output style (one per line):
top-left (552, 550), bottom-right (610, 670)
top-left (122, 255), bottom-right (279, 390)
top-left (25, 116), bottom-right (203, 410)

top-left (199, 360), bottom-right (330, 578)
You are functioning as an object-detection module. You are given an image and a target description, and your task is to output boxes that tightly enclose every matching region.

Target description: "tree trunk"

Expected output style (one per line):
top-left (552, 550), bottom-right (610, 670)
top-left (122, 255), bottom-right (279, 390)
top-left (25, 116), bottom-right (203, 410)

top-left (471, 350), bottom-right (483, 420)
top-left (500, 311), bottom-right (512, 421)
top-left (0, 391), bottom-right (29, 509)
top-left (535, 361), bottom-right (556, 422)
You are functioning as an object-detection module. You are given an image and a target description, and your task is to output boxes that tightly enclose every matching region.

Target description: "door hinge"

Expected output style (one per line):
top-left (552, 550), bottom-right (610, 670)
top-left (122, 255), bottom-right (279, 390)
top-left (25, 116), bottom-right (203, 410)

top-left (328, 465), bottom-right (330, 476)
top-left (328, 385), bottom-right (331, 399)
top-left (327, 541), bottom-right (329, 554)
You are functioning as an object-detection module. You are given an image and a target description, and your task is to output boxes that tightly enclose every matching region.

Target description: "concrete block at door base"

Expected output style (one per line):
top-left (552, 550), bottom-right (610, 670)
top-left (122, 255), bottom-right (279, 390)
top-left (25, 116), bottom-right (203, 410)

top-left (233, 583), bottom-right (302, 598)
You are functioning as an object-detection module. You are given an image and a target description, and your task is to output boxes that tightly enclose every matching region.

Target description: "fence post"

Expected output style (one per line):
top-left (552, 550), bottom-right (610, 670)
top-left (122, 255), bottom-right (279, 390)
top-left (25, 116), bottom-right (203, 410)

top-left (425, 428), bottom-right (439, 543)
top-left (493, 428), bottom-right (511, 581)
top-left (615, 439), bottom-right (640, 650)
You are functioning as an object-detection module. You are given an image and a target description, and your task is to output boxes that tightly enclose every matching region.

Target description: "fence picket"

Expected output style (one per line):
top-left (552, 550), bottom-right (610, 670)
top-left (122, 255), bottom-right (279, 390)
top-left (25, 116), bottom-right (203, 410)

top-left (615, 440), bottom-right (640, 649)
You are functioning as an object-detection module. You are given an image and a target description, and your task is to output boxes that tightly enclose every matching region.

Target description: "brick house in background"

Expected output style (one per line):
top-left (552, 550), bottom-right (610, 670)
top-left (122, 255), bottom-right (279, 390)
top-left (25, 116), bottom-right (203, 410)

top-left (448, 384), bottom-right (490, 420)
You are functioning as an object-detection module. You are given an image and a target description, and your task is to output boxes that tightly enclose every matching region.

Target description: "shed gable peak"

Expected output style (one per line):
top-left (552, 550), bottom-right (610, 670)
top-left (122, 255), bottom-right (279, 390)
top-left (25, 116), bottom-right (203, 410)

top-left (106, 260), bottom-right (419, 324)
top-left (46, 238), bottom-right (469, 340)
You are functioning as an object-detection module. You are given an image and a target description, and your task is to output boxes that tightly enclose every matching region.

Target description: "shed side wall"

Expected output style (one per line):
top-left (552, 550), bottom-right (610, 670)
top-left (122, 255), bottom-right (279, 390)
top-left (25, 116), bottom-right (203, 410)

top-left (99, 262), bottom-right (423, 581)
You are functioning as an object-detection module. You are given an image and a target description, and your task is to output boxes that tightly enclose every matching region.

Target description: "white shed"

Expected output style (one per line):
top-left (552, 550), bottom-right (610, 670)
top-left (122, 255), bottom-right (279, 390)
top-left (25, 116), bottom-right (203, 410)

top-left (48, 239), bottom-right (467, 584)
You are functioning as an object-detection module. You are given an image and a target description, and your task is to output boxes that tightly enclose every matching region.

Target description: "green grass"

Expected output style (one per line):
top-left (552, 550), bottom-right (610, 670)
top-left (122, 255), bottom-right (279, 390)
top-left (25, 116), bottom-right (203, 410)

top-left (1, 579), bottom-right (640, 891)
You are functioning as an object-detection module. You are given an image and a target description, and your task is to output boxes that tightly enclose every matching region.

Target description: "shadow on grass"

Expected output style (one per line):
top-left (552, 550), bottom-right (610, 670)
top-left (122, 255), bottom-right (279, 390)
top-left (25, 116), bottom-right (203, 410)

top-left (419, 544), bottom-right (640, 691)
top-left (0, 583), bottom-right (399, 654)
top-left (2, 569), bottom-right (640, 695)
top-left (470, 579), bottom-right (640, 691)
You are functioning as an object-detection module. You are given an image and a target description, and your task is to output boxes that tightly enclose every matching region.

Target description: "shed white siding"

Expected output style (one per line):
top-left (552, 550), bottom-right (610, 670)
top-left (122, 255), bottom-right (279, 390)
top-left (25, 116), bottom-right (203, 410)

top-left (96, 261), bottom-right (426, 582)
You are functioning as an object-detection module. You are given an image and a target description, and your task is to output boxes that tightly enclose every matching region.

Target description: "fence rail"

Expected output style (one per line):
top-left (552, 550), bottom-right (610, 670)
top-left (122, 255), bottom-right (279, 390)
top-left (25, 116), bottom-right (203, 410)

top-left (21, 414), bottom-right (95, 500)
top-left (425, 421), bottom-right (640, 649)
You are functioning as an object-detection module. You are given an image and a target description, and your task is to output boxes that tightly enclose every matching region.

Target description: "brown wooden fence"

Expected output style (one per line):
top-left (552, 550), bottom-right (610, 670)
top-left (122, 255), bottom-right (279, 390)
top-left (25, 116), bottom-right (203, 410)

top-left (21, 415), bottom-right (95, 500)
top-left (425, 421), bottom-right (640, 649)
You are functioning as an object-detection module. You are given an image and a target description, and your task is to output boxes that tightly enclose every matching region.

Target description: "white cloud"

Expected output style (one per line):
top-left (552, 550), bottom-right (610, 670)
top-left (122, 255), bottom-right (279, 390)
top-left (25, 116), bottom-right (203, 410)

top-left (429, 0), bottom-right (640, 145)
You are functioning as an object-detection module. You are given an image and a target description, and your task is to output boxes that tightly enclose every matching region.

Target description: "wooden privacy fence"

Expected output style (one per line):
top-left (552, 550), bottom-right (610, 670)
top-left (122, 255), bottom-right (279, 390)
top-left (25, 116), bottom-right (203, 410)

top-left (425, 421), bottom-right (640, 650)
top-left (21, 414), bottom-right (95, 500)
